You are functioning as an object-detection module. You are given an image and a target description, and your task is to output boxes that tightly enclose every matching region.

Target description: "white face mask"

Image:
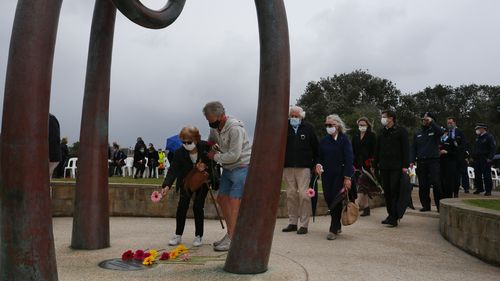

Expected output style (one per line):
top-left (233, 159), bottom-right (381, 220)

top-left (359, 126), bottom-right (367, 132)
top-left (326, 126), bottom-right (337, 135)
top-left (183, 143), bottom-right (196, 151)
top-left (475, 130), bottom-right (482, 135)
top-left (381, 117), bottom-right (388, 126)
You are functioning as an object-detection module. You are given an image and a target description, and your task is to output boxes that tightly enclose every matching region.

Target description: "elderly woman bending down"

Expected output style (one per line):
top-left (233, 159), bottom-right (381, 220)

top-left (315, 114), bottom-right (354, 240)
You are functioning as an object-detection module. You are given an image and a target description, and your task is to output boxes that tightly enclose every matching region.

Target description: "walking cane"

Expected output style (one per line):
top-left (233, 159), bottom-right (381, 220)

top-left (208, 158), bottom-right (225, 230)
top-left (208, 184), bottom-right (225, 230)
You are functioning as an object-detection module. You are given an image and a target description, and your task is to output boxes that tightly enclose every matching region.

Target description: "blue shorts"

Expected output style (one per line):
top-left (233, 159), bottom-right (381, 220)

top-left (218, 166), bottom-right (248, 199)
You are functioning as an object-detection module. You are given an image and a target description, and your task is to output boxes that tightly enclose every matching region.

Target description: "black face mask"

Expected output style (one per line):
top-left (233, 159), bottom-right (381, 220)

top-left (209, 120), bottom-right (220, 129)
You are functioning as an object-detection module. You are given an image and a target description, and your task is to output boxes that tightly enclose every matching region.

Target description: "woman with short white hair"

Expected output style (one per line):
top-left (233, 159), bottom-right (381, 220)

top-left (315, 114), bottom-right (354, 240)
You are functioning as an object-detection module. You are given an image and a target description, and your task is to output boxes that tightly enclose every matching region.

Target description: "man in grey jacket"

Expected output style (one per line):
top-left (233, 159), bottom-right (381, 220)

top-left (203, 101), bottom-right (251, 252)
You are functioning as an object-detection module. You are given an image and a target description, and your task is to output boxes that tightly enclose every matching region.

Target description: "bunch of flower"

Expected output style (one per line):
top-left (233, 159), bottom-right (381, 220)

top-left (121, 245), bottom-right (190, 266)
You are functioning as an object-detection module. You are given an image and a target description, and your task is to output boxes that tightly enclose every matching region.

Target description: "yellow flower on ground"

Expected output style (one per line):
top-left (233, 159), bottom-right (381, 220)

top-left (176, 244), bottom-right (188, 254)
top-left (149, 249), bottom-right (158, 259)
top-left (143, 256), bottom-right (155, 266)
top-left (170, 249), bottom-right (179, 260)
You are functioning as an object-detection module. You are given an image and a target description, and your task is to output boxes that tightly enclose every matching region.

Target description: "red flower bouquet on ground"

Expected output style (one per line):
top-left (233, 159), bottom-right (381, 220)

top-left (121, 250), bottom-right (134, 261)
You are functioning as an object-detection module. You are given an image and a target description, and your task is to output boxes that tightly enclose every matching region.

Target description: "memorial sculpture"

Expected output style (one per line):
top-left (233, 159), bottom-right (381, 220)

top-left (0, 0), bottom-right (290, 279)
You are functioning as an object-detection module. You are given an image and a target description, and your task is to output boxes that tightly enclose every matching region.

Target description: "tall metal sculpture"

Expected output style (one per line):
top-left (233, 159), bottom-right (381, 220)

top-left (71, 0), bottom-right (117, 250)
top-left (225, 0), bottom-right (290, 273)
top-left (0, 0), bottom-right (62, 280)
top-left (1, 0), bottom-right (290, 277)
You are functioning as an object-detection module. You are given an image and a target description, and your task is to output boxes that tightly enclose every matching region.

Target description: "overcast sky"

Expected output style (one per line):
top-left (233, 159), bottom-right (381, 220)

top-left (1, 0), bottom-right (499, 149)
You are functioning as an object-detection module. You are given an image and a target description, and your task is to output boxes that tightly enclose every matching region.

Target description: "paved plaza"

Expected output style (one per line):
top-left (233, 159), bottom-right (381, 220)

top-left (54, 201), bottom-right (500, 281)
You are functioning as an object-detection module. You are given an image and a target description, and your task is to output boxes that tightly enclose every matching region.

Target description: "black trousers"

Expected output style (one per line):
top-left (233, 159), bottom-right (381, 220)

top-left (441, 159), bottom-right (460, 199)
top-left (473, 159), bottom-right (493, 193)
top-left (134, 163), bottom-right (145, 177)
top-left (417, 159), bottom-right (442, 210)
top-left (329, 200), bottom-right (343, 234)
top-left (175, 185), bottom-right (209, 237)
top-left (380, 169), bottom-right (401, 220)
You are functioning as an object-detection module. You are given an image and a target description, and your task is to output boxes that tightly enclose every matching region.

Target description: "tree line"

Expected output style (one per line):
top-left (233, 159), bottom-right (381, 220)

top-left (297, 70), bottom-right (500, 153)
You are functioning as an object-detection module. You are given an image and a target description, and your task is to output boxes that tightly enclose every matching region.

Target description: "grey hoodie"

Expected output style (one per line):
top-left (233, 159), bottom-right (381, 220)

top-left (209, 117), bottom-right (251, 170)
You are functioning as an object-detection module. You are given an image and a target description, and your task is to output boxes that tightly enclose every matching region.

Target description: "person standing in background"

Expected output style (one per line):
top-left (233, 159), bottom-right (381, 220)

top-left (472, 123), bottom-right (497, 196)
top-left (49, 113), bottom-right (61, 179)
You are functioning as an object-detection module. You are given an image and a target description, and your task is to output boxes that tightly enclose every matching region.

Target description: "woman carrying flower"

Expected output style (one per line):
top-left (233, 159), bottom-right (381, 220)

top-left (315, 114), bottom-right (354, 240)
top-left (352, 117), bottom-right (376, 217)
top-left (161, 127), bottom-right (213, 247)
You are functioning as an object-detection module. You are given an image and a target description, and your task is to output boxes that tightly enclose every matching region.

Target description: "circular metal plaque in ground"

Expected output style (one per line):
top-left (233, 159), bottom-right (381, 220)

top-left (99, 259), bottom-right (156, 271)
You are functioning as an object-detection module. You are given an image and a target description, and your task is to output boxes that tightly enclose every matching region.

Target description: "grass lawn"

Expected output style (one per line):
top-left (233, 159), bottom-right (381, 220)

top-left (464, 199), bottom-right (500, 211)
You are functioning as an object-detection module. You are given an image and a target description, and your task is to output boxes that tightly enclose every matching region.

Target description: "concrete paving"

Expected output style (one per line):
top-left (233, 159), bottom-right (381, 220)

top-left (54, 204), bottom-right (500, 281)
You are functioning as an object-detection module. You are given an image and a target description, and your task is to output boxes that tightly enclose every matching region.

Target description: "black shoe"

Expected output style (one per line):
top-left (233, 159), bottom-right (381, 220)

top-left (297, 227), bottom-right (308, 235)
top-left (419, 208), bottom-right (431, 212)
top-left (360, 207), bottom-right (370, 217)
top-left (387, 220), bottom-right (398, 227)
top-left (282, 224), bottom-right (297, 232)
top-left (484, 192), bottom-right (492, 196)
top-left (381, 217), bottom-right (390, 224)
top-left (464, 190), bottom-right (470, 194)
top-left (473, 190), bottom-right (484, 195)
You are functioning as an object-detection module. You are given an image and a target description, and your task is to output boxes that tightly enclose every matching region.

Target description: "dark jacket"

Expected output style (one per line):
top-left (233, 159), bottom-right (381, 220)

top-left (352, 130), bottom-right (376, 169)
top-left (411, 121), bottom-right (444, 163)
top-left (60, 143), bottom-right (69, 161)
top-left (440, 134), bottom-right (459, 162)
top-left (112, 150), bottom-right (127, 163)
top-left (133, 149), bottom-right (146, 167)
top-left (147, 148), bottom-right (159, 165)
top-left (284, 121), bottom-right (319, 169)
top-left (374, 125), bottom-right (409, 170)
top-left (318, 133), bottom-right (354, 202)
top-left (162, 141), bottom-right (215, 190)
top-left (472, 132), bottom-right (496, 161)
top-left (49, 114), bottom-right (61, 162)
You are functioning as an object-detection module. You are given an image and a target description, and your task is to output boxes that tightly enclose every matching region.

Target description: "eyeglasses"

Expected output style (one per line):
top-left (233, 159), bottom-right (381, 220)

top-left (324, 124), bottom-right (335, 128)
top-left (182, 141), bottom-right (193, 145)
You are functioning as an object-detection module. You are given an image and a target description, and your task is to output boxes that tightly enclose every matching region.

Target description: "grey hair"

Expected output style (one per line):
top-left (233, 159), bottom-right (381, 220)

top-left (326, 114), bottom-right (349, 133)
top-left (289, 105), bottom-right (305, 119)
top-left (203, 101), bottom-right (225, 117)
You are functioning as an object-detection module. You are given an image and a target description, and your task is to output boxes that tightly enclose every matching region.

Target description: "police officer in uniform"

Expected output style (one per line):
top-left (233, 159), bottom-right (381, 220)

top-left (411, 112), bottom-right (444, 212)
top-left (441, 117), bottom-right (467, 197)
top-left (472, 123), bottom-right (497, 196)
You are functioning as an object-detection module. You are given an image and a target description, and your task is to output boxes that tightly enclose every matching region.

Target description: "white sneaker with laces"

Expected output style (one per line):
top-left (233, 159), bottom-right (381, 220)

top-left (213, 234), bottom-right (229, 247)
top-left (193, 236), bottom-right (203, 247)
top-left (169, 235), bottom-right (182, 246)
top-left (214, 237), bottom-right (231, 252)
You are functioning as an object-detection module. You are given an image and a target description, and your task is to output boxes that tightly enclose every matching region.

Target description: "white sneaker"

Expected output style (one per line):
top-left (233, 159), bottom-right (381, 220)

top-left (169, 235), bottom-right (182, 246)
top-left (213, 234), bottom-right (229, 247)
top-left (214, 237), bottom-right (231, 252)
top-left (193, 236), bottom-right (203, 247)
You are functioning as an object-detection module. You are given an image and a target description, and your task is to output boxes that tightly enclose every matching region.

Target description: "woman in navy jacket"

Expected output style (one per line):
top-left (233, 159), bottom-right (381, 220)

top-left (316, 114), bottom-right (354, 241)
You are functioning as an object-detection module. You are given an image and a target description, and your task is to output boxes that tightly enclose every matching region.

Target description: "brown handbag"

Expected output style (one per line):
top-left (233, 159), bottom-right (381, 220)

top-left (183, 164), bottom-right (209, 193)
top-left (341, 192), bottom-right (359, 226)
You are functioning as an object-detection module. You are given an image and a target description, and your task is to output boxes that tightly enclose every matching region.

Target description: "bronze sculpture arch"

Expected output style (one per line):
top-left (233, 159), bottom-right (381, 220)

top-left (0, 0), bottom-right (290, 279)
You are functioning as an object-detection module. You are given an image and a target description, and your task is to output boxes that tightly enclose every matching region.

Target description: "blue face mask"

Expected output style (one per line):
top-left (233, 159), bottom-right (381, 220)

top-left (289, 118), bottom-right (301, 127)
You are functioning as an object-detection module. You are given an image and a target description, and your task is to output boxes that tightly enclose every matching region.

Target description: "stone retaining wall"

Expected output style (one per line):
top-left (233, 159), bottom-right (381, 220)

top-left (440, 198), bottom-right (500, 266)
top-left (51, 182), bottom-right (385, 219)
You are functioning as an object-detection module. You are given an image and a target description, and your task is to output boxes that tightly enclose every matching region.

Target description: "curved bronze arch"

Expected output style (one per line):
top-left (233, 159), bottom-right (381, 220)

top-left (112, 0), bottom-right (186, 29)
top-left (1, 0), bottom-right (290, 278)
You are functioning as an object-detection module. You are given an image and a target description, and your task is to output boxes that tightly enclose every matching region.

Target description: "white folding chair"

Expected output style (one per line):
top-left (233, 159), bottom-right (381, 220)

top-left (122, 157), bottom-right (134, 177)
top-left (467, 166), bottom-right (475, 189)
top-left (163, 157), bottom-right (170, 178)
top-left (491, 168), bottom-right (500, 188)
top-left (64, 157), bottom-right (78, 178)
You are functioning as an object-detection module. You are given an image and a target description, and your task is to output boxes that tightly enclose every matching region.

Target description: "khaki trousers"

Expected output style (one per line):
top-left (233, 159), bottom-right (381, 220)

top-left (283, 168), bottom-right (312, 228)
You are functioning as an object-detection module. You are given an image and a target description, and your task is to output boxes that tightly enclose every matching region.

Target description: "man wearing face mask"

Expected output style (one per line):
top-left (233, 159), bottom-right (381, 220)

top-left (441, 117), bottom-right (467, 197)
top-left (281, 106), bottom-right (319, 235)
top-left (203, 101), bottom-right (252, 252)
top-left (374, 110), bottom-right (409, 227)
top-left (472, 123), bottom-right (496, 196)
top-left (410, 112), bottom-right (444, 212)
